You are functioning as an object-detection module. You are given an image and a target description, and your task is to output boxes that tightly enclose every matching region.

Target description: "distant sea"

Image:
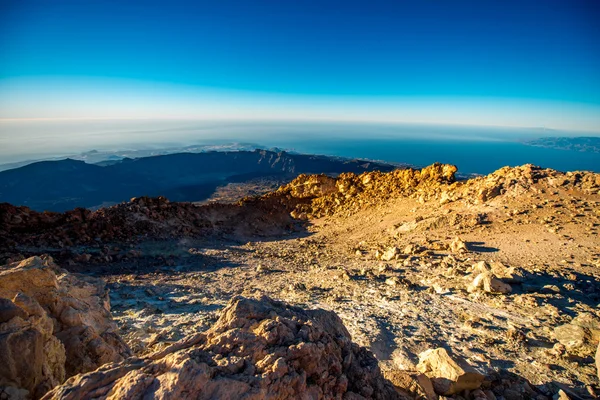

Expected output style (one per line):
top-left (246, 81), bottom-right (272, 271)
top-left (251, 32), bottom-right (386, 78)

top-left (0, 120), bottom-right (598, 175)
top-left (282, 137), bottom-right (600, 175)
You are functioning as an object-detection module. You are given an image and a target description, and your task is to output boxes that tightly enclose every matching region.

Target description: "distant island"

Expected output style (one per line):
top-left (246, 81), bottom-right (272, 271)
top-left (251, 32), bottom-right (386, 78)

top-left (524, 136), bottom-right (600, 153)
top-left (0, 143), bottom-right (265, 172)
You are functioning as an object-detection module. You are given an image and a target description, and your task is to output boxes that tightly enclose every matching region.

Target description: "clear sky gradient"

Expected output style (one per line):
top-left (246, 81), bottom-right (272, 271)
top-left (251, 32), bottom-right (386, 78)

top-left (1, 0), bottom-right (599, 131)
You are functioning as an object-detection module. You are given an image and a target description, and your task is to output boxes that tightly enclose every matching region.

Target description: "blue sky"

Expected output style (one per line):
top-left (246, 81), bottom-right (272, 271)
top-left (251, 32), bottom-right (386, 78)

top-left (1, 0), bottom-right (599, 130)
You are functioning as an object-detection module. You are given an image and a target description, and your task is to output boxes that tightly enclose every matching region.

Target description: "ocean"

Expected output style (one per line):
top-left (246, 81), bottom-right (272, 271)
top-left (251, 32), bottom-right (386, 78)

top-left (276, 137), bottom-right (600, 175)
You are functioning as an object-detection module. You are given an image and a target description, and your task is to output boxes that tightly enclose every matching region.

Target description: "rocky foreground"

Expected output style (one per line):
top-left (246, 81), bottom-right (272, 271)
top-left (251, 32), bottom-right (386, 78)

top-left (0, 257), bottom-right (130, 399)
top-left (1, 163), bottom-right (600, 399)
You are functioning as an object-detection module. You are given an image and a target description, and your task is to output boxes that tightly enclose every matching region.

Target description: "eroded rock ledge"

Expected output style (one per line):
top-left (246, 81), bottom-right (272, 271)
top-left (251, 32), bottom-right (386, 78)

top-left (43, 295), bottom-right (401, 400)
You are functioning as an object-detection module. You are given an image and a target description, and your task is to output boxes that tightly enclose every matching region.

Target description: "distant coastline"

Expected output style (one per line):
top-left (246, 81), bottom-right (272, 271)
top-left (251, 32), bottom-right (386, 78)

top-left (524, 136), bottom-right (600, 153)
top-left (2, 120), bottom-right (599, 175)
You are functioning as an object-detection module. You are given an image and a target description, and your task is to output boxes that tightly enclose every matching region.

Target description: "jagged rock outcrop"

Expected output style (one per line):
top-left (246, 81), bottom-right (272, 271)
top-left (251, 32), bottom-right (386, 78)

top-left (284, 163), bottom-right (600, 219)
top-left (0, 195), bottom-right (302, 262)
top-left (0, 150), bottom-right (397, 212)
top-left (0, 197), bottom-right (212, 251)
top-left (0, 295), bottom-right (65, 399)
top-left (44, 296), bottom-right (402, 400)
top-left (0, 256), bottom-right (130, 399)
top-left (443, 164), bottom-right (600, 204)
top-left (286, 174), bottom-right (338, 199)
top-left (285, 163), bottom-right (458, 219)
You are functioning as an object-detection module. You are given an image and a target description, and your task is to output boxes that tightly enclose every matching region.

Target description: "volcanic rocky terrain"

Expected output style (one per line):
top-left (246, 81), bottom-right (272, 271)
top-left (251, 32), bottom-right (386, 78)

top-left (1, 162), bottom-right (599, 399)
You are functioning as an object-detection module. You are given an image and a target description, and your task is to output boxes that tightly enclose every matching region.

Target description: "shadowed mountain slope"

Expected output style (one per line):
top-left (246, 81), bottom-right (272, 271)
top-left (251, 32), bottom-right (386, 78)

top-left (0, 150), bottom-right (396, 211)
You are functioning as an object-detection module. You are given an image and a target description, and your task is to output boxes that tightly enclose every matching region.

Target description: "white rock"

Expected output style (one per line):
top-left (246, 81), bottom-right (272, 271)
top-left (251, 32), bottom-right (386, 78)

top-left (467, 272), bottom-right (512, 294)
top-left (381, 247), bottom-right (399, 261)
top-left (449, 237), bottom-right (468, 254)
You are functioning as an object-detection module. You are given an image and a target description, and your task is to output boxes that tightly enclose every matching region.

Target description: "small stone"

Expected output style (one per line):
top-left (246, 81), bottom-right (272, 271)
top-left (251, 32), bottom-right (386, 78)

top-left (74, 253), bottom-right (92, 263)
top-left (403, 244), bottom-right (419, 255)
top-left (339, 270), bottom-right (352, 281)
top-left (381, 247), bottom-right (399, 261)
top-left (256, 264), bottom-right (269, 273)
top-left (450, 237), bottom-right (468, 254)
top-left (541, 285), bottom-right (560, 294)
top-left (378, 264), bottom-right (392, 273)
top-left (551, 342), bottom-right (566, 356)
top-left (386, 277), bottom-right (400, 286)
top-left (468, 272), bottom-right (512, 294)
top-left (290, 282), bottom-right (306, 291)
top-left (553, 389), bottom-right (570, 400)
top-left (506, 326), bottom-right (526, 343)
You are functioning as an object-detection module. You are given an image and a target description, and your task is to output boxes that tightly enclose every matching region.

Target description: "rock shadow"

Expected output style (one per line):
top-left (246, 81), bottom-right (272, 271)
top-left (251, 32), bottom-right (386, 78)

top-left (467, 241), bottom-right (499, 253)
top-left (513, 268), bottom-right (600, 317)
top-left (108, 280), bottom-right (226, 318)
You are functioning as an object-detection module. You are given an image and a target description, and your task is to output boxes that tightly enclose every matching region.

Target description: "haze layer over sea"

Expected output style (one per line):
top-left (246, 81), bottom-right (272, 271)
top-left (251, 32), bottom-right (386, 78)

top-left (1, 120), bottom-right (598, 174)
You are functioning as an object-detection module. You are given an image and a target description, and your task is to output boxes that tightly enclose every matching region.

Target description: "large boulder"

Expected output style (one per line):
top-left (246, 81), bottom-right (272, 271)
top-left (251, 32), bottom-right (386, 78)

top-left (416, 348), bottom-right (484, 395)
top-left (383, 370), bottom-right (438, 400)
top-left (44, 296), bottom-right (403, 400)
top-left (553, 313), bottom-right (600, 357)
top-left (597, 341), bottom-right (600, 381)
top-left (0, 256), bottom-right (131, 398)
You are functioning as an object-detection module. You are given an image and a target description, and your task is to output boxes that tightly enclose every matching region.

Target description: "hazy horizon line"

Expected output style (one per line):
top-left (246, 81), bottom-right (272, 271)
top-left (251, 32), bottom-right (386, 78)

top-left (2, 116), bottom-right (600, 135)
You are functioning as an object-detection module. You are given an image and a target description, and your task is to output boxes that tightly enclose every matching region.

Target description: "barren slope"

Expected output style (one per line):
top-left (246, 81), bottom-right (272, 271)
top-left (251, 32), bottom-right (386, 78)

top-left (2, 163), bottom-right (599, 399)
top-left (103, 164), bottom-right (599, 397)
